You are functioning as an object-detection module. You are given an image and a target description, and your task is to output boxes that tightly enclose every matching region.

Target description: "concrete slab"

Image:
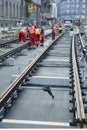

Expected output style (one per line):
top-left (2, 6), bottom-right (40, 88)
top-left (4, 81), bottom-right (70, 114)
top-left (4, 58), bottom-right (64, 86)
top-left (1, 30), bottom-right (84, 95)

top-left (48, 49), bottom-right (69, 54)
top-left (28, 76), bottom-right (70, 86)
top-left (51, 46), bottom-right (70, 50)
top-left (38, 59), bottom-right (69, 67)
top-left (53, 45), bottom-right (70, 49)
top-left (35, 67), bottom-right (69, 77)
top-left (48, 52), bottom-right (70, 57)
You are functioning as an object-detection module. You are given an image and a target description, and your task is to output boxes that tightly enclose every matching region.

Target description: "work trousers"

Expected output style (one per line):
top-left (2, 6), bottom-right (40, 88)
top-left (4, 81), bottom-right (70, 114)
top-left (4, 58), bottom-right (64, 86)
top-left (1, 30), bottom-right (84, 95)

top-left (29, 34), bottom-right (36, 47)
top-left (52, 32), bottom-right (55, 41)
top-left (19, 31), bottom-right (26, 42)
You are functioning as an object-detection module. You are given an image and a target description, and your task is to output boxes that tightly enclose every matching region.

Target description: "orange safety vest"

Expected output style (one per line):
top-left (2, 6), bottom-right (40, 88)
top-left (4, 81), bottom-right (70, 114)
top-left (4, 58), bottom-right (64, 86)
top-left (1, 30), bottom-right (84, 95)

top-left (35, 29), bottom-right (40, 35)
top-left (20, 29), bottom-right (25, 33)
top-left (29, 27), bottom-right (35, 34)
top-left (40, 34), bottom-right (43, 40)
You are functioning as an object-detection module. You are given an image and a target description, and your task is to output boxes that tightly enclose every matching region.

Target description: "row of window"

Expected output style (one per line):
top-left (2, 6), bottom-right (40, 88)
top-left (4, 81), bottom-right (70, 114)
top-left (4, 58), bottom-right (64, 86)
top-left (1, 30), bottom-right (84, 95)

top-left (61, 5), bottom-right (86, 11)
top-left (61, 9), bottom-right (86, 14)
top-left (67, 4), bottom-right (86, 8)
top-left (67, 0), bottom-right (86, 2)
top-left (61, 2), bottom-right (86, 8)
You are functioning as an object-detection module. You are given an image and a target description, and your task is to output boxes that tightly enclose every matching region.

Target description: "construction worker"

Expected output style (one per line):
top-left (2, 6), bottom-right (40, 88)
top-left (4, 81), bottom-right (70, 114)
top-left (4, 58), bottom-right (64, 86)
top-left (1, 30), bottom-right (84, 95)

top-left (35, 27), bottom-right (40, 46)
top-left (42, 86), bottom-right (54, 100)
top-left (28, 25), bottom-right (36, 48)
top-left (52, 24), bottom-right (56, 41)
top-left (40, 24), bottom-right (44, 46)
top-left (18, 29), bottom-right (26, 43)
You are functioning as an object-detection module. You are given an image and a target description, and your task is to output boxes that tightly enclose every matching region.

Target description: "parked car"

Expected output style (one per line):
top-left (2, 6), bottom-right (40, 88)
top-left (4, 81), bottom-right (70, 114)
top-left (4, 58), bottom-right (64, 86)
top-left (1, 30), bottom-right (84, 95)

top-left (64, 21), bottom-right (73, 28)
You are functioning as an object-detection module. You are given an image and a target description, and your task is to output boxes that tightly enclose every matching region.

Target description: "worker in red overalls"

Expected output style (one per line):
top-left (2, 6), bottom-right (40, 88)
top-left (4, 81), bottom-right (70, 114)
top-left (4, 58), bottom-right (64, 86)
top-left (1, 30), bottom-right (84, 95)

top-left (52, 24), bottom-right (56, 41)
top-left (35, 27), bottom-right (40, 46)
top-left (40, 24), bottom-right (44, 46)
top-left (28, 25), bottom-right (36, 48)
top-left (18, 29), bottom-right (26, 43)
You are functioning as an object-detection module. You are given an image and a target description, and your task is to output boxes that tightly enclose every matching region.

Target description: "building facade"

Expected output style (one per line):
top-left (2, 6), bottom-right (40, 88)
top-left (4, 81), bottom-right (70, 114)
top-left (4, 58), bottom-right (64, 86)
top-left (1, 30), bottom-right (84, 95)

top-left (0, 0), bottom-right (28, 26)
top-left (28, 0), bottom-right (41, 24)
top-left (40, 0), bottom-right (57, 24)
top-left (0, 0), bottom-right (42, 26)
top-left (57, 0), bottom-right (87, 23)
top-left (0, 0), bottom-right (57, 27)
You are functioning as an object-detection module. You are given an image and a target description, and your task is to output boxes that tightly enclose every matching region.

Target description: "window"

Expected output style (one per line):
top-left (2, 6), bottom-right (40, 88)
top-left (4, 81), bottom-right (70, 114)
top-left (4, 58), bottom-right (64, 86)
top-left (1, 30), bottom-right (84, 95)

top-left (67, 0), bottom-right (70, 3)
top-left (76, 4), bottom-right (79, 8)
top-left (67, 10), bottom-right (69, 13)
top-left (82, 4), bottom-right (85, 8)
top-left (83, 0), bottom-right (86, 3)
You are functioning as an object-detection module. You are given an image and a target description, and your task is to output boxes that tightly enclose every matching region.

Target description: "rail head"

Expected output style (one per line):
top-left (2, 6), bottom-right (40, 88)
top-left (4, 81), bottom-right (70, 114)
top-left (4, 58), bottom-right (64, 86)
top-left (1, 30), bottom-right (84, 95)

top-left (0, 38), bottom-right (18, 47)
top-left (0, 42), bottom-right (29, 60)
top-left (72, 36), bottom-right (86, 127)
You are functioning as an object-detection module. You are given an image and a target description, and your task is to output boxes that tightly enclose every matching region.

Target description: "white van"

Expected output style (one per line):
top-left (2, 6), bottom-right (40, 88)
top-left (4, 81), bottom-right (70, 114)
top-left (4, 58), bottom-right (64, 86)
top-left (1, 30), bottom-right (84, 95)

top-left (64, 21), bottom-right (73, 28)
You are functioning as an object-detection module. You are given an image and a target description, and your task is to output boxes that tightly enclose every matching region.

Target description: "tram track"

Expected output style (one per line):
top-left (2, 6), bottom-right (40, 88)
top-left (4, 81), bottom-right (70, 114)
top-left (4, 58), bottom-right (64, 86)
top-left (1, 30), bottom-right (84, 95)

top-left (0, 42), bottom-right (29, 65)
top-left (0, 31), bottom-right (52, 96)
top-left (0, 38), bottom-right (18, 48)
top-left (0, 31), bottom-right (51, 65)
top-left (0, 31), bottom-right (87, 128)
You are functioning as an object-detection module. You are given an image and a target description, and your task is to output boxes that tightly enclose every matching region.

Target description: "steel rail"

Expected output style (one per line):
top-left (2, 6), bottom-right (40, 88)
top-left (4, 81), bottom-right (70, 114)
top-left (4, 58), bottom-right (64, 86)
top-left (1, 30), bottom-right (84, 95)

top-left (72, 36), bottom-right (86, 128)
top-left (0, 38), bottom-right (18, 47)
top-left (0, 42), bottom-right (29, 61)
top-left (0, 33), bottom-right (63, 109)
